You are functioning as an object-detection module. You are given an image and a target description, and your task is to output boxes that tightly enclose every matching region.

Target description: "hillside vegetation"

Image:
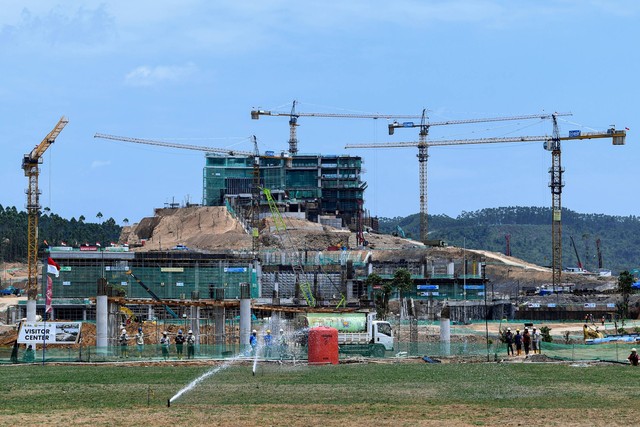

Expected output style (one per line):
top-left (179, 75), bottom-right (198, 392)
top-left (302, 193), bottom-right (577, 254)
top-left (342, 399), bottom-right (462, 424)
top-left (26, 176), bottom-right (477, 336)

top-left (0, 205), bottom-right (121, 262)
top-left (379, 206), bottom-right (640, 275)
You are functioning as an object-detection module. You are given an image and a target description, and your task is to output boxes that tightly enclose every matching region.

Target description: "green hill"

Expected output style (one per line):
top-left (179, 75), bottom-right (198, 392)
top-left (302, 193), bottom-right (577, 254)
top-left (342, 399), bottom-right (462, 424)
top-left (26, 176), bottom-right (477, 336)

top-left (378, 206), bottom-right (640, 275)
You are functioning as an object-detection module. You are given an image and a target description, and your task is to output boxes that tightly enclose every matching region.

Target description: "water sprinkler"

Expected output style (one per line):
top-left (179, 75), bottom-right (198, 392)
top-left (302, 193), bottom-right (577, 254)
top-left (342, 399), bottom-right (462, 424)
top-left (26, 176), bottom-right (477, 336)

top-left (167, 399), bottom-right (171, 407)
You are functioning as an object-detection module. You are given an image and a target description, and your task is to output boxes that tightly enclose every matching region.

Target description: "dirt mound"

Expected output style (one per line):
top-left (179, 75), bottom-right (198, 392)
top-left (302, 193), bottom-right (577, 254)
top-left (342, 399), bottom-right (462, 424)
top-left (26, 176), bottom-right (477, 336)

top-left (125, 206), bottom-right (251, 251)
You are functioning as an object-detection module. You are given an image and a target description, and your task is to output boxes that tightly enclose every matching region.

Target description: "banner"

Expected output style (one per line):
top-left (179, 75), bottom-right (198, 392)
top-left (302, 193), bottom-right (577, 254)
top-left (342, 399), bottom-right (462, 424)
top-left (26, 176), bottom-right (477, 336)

top-left (18, 322), bottom-right (82, 344)
top-left (45, 276), bottom-right (53, 314)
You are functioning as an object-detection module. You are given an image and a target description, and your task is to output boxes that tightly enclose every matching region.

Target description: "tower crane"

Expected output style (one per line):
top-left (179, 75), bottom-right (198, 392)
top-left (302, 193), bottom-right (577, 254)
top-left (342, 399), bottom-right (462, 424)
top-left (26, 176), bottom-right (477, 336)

top-left (251, 100), bottom-right (423, 155)
top-left (94, 133), bottom-right (254, 156)
top-left (346, 116), bottom-right (626, 286)
top-left (23, 116), bottom-right (68, 320)
top-left (94, 133), bottom-right (261, 252)
top-left (349, 111), bottom-right (572, 243)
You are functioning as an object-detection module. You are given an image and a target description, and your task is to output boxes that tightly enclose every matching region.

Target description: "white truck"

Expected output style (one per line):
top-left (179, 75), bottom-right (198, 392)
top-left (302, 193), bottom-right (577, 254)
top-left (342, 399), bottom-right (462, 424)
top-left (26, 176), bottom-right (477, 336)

top-left (303, 311), bottom-right (394, 357)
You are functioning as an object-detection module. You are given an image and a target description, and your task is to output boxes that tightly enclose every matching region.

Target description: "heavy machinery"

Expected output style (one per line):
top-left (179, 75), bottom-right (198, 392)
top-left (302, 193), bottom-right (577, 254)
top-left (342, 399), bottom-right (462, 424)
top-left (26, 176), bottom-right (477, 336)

top-left (347, 115), bottom-right (626, 286)
top-left (23, 117), bottom-right (68, 320)
top-left (569, 236), bottom-right (584, 271)
top-left (355, 110), bottom-right (571, 244)
top-left (251, 100), bottom-right (422, 155)
top-left (126, 270), bottom-right (178, 318)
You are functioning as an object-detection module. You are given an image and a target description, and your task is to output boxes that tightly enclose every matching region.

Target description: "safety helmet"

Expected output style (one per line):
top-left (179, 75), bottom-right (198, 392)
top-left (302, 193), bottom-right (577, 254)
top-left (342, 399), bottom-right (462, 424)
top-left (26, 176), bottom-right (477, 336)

top-left (516, 329), bottom-right (520, 332)
top-left (267, 329), bottom-right (271, 333)
top-left (178, 329), bottom-right (183, 334)
top-left (121, 328), bottom-right (126, 334)
top-left (280, 328), bottom-right (284, 333)
top-left (162, 332), bottom-right (167, 335)
top-left (632, 348), bottom-right (637, 352)
top-left (188, 330), bottom-right (193, 334)
top-left (252, 329), bottom-right (257, 334)
top-left (138, 327), bottom-right (142, 332)
top-left (507, 328), bottom-right (511, 331)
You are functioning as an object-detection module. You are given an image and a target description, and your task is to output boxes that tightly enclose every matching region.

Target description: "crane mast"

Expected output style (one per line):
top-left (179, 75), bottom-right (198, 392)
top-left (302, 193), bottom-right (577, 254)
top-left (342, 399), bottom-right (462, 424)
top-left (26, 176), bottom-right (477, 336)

top-left (22, 116), bottom-right (68, 315)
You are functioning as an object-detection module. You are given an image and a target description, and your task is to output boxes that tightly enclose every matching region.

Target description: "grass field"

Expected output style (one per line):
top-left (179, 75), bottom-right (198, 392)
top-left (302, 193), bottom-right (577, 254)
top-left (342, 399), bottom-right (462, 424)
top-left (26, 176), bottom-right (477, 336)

top-left (1, 361), bottom-right (639, 426)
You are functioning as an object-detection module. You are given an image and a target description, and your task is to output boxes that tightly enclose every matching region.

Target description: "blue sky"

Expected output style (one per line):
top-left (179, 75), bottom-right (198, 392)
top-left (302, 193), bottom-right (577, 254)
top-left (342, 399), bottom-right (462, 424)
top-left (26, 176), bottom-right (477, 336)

top-left (1, 1), bottom-right (637, 225)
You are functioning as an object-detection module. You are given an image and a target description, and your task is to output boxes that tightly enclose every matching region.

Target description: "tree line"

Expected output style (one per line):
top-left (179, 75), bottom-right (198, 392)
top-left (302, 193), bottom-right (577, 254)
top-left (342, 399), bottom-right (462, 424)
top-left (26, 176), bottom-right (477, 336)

top-left (0, 205), bottom-right (123, 262)
top-left (379, 206), bottom-right (640, 275)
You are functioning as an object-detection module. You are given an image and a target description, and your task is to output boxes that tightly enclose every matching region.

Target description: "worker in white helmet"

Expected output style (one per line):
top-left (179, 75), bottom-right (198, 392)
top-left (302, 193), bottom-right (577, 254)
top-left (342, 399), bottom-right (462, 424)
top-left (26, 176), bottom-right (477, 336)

top-left (119, 328), bottom-right (130, 358)
top-left (186, 329), bottom-right (196, 359)
top-left (629, 348), bottom-right (639, 366)
top-left (278, 328), bottom-right (288, 360)
top-left (160, 332), bottom-right (170, 360)
top-left (264, 329), bottom-right (273, 358)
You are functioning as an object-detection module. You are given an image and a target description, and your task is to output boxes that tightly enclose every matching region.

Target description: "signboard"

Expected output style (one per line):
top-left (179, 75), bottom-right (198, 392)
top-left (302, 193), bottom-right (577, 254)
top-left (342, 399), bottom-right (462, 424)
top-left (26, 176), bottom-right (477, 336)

top-left (176, 282), bottom-right (184, 287)
top-left (161, 267), bottom-right (184, 273)
top-left (224, 267), bottom-right (247, 273)
top-left (105, 266), bottom-right (129, 271)
top-left (584, 303), bottom-right (596, 308)
top-left (528, 303), bottom-right (541, 308)
top-left (79, 246), bottom-right (98, 251)
top-left (568, 130), bottom-right (581, 137)
top-left (548, 303), bottom-right (557, 308)
top-left (62, 281), bottom-right (71, 286)
top-left (463, 285), bottom-right (485, 290)
top-left (18, 322), bottom-right (82, 345)
top-left (60, 266), bottom-right (72, 272)
top-left (417, 284), bottom-right (439, 290)
top-left (607, 303), bottom-right (616, 308)
top-left (402, 122), bottom-right (414, 127)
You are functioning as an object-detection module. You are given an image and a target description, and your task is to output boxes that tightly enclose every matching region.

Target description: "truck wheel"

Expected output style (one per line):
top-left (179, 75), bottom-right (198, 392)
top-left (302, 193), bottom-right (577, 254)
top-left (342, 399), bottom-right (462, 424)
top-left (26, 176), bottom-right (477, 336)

top-left (372, 345), bottom-right (385, 358)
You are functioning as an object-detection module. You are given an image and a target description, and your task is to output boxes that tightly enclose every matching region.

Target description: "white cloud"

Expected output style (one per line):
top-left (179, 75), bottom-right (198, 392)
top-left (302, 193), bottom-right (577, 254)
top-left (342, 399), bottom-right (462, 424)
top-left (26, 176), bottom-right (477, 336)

top-left (91, 160), bottom-right (111, 168)
top-left (124, 63), bottom-right (198, 87)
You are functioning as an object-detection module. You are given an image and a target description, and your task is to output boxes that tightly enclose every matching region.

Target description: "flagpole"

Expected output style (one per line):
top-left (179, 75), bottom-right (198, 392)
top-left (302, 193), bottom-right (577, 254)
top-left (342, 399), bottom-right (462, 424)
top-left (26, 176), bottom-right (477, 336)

top-left (42, 251), bottom-right (47, 365)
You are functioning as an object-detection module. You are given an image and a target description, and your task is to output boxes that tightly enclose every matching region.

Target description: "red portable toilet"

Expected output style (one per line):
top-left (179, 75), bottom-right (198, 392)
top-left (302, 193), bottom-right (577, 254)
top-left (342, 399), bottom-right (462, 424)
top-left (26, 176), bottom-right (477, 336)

top-left (307, 326), bottom-right (339, 365)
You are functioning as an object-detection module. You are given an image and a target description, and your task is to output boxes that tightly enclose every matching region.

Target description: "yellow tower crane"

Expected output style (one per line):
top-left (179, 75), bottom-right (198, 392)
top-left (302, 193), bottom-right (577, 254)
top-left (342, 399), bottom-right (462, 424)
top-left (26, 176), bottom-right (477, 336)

top-left (346, 116), bottom-right (626, 287)
top-left (22, 116), bottom-right (68, 317)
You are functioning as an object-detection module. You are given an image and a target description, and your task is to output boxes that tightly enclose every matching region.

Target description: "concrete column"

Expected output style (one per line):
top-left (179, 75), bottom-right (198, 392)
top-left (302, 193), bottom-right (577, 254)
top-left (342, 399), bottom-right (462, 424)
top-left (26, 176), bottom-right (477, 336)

top-left (440, 313), bottom-right (451, 356)
top-left (82, 307), bottom-right (87, 321)
top-left (253, 259), bottom-right (261, 298)
top-left (96, 295), bottom-right (108, 350)
top-left (191, 306), bottom-right (201, 343)
top-left (26, 299), bottom-right (37, 322)
top-left (346, 279), bottom-right (354, 301)
top-left (147, 305), bottom-right (154, 321)
top-left (447, 260), bottom-right (454, 276)
top-left (214, 307), bottom-right (225, 352)
top-left (239, 298), bottom-right (251, 351)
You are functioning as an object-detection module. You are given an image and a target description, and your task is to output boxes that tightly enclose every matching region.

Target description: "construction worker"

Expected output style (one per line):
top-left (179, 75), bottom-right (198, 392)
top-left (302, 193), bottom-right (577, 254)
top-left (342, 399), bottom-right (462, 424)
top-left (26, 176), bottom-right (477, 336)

top-left (135, 327), bottom-right (144, 358)
top-left (532, 327), bottom-right (542, 354)
top-left (523, 328), bottom-right (531, 355)
top-left (249, 329), bottom-right (258, 356)
top-left (504, 328), bottom-right (514, 356)
top-left (160, 332), bottom-right (170, 360)
top-left (264, 329), bottom-right (273, 358)
top-left (186, 330), bottom-right (196, 359)
top-left (514, 329), bottom-right (522, 356)
top-left (119, 328), bottom-right (130, 358)
top-left (22, 345), bottom-right (35, 363)
top-left (628, 348), bottom-right (639, 366)
top-left (278, 328), bottom-right (288, 359)
top-left (175, 330), bottom-right (185, 359)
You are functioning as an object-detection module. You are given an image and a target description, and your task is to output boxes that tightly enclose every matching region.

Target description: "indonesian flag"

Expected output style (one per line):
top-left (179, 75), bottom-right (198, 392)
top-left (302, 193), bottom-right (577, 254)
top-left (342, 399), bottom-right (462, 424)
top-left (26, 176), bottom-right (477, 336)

top-left (47, 257), bottom-right (60, 277)
top-left (45, 276), bottom-right (53, 314)
top-left (96, 242), bottom-right (101, 247)
top-left (60, 241), bottom-right (67, 246)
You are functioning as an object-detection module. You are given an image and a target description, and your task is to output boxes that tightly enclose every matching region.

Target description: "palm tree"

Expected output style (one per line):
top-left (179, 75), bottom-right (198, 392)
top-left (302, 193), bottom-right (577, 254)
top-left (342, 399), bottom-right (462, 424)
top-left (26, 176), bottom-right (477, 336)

top-left (123, 218), bottom-right (129, 226)
top-left (96, 212), bottom-right (103, 222)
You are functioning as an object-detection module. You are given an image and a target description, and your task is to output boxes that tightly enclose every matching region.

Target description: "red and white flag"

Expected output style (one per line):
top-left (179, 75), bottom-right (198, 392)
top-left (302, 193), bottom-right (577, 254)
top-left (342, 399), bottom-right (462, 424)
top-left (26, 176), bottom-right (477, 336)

top-left (47, 257), bottom-right (60, 277)
top-left (45, 276), bottom-right (53, 314)
top-left (60, 241), bottom-right (67, 246)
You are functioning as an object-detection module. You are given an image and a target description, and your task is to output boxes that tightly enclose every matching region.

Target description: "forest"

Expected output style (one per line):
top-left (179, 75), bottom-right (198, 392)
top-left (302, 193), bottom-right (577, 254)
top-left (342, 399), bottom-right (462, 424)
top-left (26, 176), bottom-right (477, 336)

top-left (0, 205), bottom-right (123, 262)
top-left (378, 206), bottom-right (640, 275)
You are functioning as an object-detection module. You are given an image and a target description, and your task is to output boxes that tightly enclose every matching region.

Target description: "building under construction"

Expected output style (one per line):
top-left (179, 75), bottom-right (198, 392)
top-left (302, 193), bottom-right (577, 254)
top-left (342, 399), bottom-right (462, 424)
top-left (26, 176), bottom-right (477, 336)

top-left (203, 152), bottom-right (367, 228)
